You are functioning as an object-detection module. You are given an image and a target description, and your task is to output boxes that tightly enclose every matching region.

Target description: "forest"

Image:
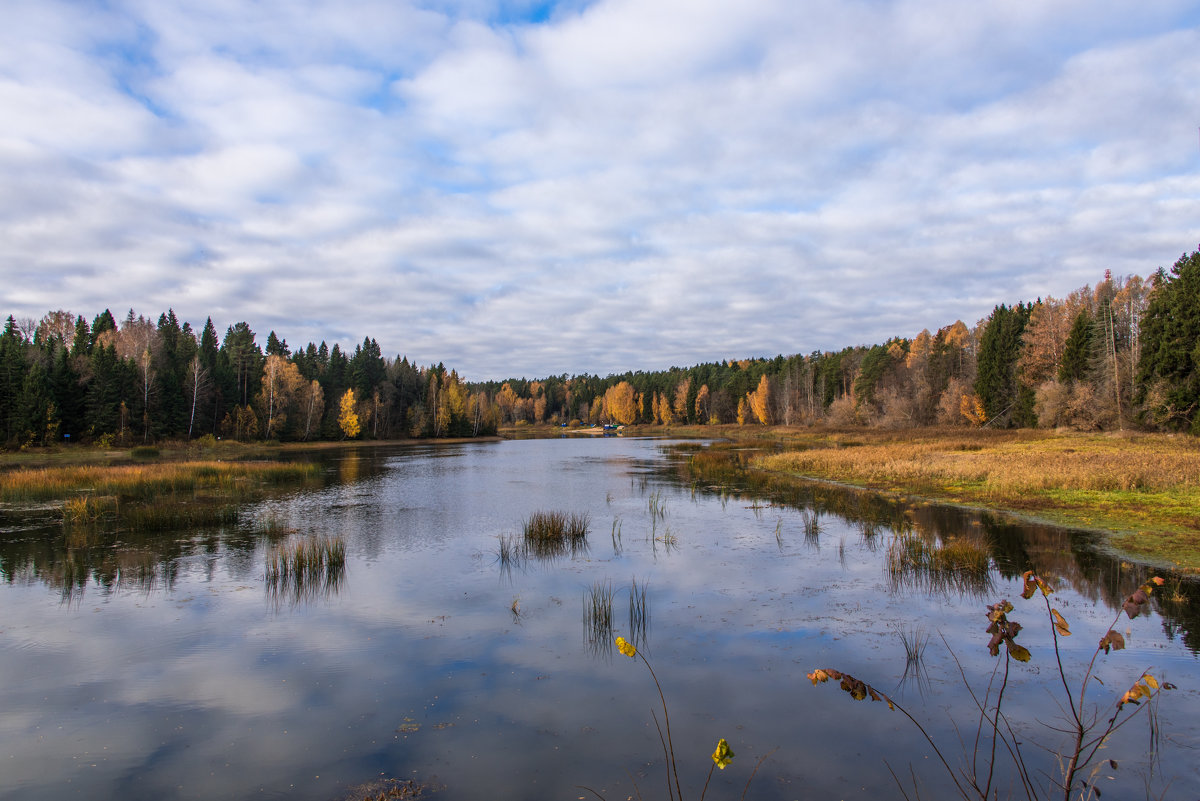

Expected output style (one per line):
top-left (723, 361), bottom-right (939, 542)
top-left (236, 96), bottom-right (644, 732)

top-left (1, 247), bottom-right (1198, 449)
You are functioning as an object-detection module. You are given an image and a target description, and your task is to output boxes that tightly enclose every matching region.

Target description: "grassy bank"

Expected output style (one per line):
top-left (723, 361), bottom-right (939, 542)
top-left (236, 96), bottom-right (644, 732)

top-left (728, 427), bottom-right (1200, 570)
top-left (0, 459), bottom-right (322, 532)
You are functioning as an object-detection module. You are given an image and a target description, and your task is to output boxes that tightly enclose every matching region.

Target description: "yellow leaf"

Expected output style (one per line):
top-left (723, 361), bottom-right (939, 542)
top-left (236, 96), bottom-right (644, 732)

top-left (711, 738), bottom-right (734, 770)
top-left (1143, 674), bottom-right (1159, 690)
top-left (1051, 609), bottom-right (1071, 637)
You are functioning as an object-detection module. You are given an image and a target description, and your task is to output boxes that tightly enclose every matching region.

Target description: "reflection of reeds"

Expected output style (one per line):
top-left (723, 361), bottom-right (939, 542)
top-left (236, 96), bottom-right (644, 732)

top-left (611, 517), bottom-right (623, 554)
top-left (523, 510), bottom-right (590, 559)
top-left (497, 533), bottom-right (525, 570)
top-left (584, 579), bottom-right (615, 655)
top-left (265, 535), bottom-right (347, 606)
top-left (802, 509), bottom-right (821, 546)
top-left (628, 578), bottom-right (649, 650)
top-left (886, 530), bottom-right (993, 597)
top-left (120, 502), bottom-right (240, 531)
top-left (648, 491), bottom-right (667, 521)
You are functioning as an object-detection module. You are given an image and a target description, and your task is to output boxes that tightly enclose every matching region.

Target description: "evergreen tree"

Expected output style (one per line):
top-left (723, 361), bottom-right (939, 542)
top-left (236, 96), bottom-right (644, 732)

top-left (1058, 309), bottom-right (1094, 383)
top-left (0, 317), bottom-right (28, 445)
top-left (1137, 248), bottom-right (1200, 432)
top-left (975, 303), bottom-right (1033, 426)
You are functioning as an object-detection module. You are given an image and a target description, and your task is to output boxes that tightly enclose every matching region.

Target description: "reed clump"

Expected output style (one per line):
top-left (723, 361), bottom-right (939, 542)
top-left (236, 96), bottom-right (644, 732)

top-left (584, 579), bottom-right (615, 653)
top-left (886, 530), bottom-right (993, 596)
top-left (265, 534), bottom-right (347, 604)
top-left (523, 510), bottom-right (590, 558)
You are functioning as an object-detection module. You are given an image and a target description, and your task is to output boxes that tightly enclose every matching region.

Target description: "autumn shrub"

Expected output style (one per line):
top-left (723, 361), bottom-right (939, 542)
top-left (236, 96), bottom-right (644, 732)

top-left (808, 573), bottom-right (1175, 800)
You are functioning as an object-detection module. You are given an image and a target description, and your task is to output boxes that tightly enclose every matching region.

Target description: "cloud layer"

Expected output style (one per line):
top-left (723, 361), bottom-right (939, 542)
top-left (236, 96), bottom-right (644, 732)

top-left (2, 0), bottom-right (1198, 378)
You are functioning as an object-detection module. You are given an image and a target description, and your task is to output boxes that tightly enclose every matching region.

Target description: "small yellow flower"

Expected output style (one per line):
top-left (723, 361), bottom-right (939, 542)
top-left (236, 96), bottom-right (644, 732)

top-left (711, 738), bottom-right (734, 769)
top-left (615, 636), bottom-right (637, 658)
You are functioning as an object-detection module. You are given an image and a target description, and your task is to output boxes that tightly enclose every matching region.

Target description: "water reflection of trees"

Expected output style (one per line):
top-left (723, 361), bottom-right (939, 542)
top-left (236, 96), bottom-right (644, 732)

top-left (0, 523), bottom-right (266, 604)
top-left (669, 442), bottom-right (1200, 653)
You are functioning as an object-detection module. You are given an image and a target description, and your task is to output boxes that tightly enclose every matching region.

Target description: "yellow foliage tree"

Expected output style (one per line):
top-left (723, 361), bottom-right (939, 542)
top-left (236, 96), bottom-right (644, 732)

top-left (736, 397), bottom-right (747, 426)
top-left (695, 384), bottom-right (710, 424)
top-left (339, 388), bottom-right (361, 439)
top-left (604, 381), bottom-right (638, 425)
top-left (748, 374), bottom-right (772, 425)
top-left (960, 393), bottom-right (987, 427)
top-left (656, 392), bottom-right (674, 425)
top-left (673, 378), bottom-right (691, 422)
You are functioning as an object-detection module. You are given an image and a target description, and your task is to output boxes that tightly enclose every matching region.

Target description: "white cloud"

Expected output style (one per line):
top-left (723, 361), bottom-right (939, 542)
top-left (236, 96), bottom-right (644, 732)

top-left (1, 0), bottom-right (1198, 377)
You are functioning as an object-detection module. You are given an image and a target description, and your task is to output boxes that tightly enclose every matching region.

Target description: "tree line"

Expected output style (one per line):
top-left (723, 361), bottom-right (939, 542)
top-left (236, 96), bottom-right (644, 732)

top-left (477, 247), bottom-right (1200, 435)
top-left (1, 246), bottom-right (1197, 448)
top-left (0, 309), bottom-right (493, 447)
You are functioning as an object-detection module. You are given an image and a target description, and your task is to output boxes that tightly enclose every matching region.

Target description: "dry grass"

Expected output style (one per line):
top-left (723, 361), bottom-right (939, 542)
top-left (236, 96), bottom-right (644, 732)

top-left (757, 430), bottom-right (1200, 495)
top-left (1, 460), bottom-right (320, 503)
top-left (745, 428), bottom-right (1200, 569)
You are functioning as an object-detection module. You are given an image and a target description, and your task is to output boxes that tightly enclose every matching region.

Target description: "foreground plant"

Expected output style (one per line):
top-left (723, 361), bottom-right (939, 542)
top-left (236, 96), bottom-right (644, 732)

top-left (808, 573), bottom-right (1175, 800)
top-left (581, 636), bottom-right (768, 801)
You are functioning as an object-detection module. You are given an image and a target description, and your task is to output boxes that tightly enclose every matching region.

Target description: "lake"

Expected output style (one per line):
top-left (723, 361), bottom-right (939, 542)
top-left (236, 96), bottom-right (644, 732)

top-left (1, 437), bottom-right (1198, 800)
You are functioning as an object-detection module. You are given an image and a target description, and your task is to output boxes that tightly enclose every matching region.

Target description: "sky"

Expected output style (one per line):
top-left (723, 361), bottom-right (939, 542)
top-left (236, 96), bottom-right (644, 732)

top-left (2, 0), bottom-right (1198, 380)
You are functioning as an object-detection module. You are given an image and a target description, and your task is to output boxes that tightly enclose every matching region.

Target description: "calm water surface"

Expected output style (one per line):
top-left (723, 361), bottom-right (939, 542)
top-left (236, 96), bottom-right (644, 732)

top-left (1, 438), bottom-right (1198, 800)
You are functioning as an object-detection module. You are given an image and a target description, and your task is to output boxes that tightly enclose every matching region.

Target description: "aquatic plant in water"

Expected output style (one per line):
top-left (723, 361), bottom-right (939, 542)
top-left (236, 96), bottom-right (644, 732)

top-left (523, 510), bottom-right (590, 559)
top-left (808, 573), bottom-right (1176, 800)
top-left (264, 534), bottom-right (347, 606)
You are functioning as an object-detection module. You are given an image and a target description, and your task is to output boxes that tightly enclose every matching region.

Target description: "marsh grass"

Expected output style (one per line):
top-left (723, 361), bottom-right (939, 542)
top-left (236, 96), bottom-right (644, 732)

top-left (628, 578), bottom-right (649, 650)
top-left (801, 509), bottom-right (821, 547)
top-left (751, 429), bottom-right (1200, 564)
top-left (648, 491), bottom-right (667, 521)
top-left (584, 579), bottom-right (615, 655)
top-left (497, 533), bottom-right (525, 572)
top-left (265, 534), bottom-right (347, 606)
top-left (886, 530), bottom-right (993, 596)
top-left (895, 625), bottom-right (931, 695)
top-left (121, 502), bottom-right (241, 531)
top-left (1, 460), bottom-right (319, 503)
top-left (14, 461), bottom-right (319, 535)
top-left (523, 510), bottom-right (590, 559)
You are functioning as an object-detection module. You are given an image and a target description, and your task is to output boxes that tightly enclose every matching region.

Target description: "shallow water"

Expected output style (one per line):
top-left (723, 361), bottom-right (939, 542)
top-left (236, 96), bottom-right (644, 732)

top-left (1, 438), bottom-right (1198, 800)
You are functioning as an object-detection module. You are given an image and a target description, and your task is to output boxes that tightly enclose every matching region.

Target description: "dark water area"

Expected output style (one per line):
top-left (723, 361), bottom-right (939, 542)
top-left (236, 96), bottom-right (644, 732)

top-left (1, 438), bottom-right (1198, 800)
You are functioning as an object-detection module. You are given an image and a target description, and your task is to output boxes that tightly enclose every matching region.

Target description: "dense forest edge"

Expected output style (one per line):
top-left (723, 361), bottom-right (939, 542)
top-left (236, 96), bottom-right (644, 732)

top-left (1, 246), bottom-right (1199, 450)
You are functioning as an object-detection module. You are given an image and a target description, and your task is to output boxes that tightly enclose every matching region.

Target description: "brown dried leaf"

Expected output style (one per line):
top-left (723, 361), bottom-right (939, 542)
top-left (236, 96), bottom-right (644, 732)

top-left (1050, 608), bottom-right (1071, 637)
top-left (1098, 630), bottom-right (1125, 655)
top-left (1007, 641), bottom-right (1032, 663)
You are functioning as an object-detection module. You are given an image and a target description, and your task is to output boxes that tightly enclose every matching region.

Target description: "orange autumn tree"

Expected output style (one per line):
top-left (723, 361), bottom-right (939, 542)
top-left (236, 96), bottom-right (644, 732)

top-left (604, 381), bottom-right (638, 425)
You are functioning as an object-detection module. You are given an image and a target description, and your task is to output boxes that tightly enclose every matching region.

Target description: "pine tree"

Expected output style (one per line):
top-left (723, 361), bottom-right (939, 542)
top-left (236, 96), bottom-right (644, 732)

top-left (1137, 248), bottom-right (1200, 432)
